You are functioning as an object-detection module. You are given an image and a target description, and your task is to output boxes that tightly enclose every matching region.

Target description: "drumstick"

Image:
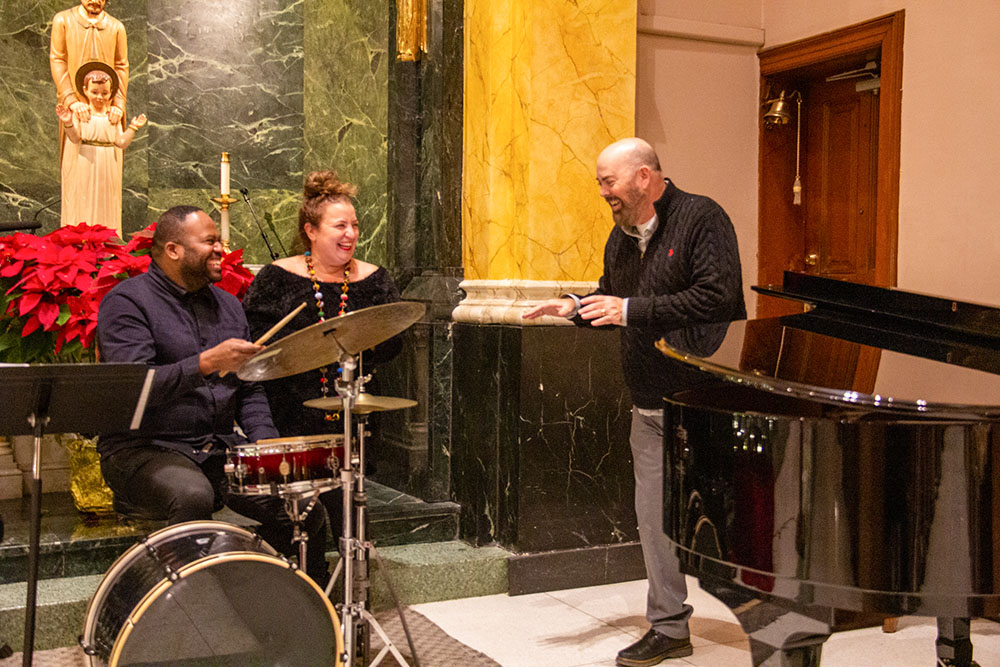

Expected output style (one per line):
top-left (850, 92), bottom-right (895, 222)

top-left (254, 301), bottom-right (307, 345)
top-left (220, 301), bottom-right (306, 378)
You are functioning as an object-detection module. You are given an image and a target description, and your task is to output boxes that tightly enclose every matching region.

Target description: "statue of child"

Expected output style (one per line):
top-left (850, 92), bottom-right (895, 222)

top-left (55, 61), bottom-right (146, 236)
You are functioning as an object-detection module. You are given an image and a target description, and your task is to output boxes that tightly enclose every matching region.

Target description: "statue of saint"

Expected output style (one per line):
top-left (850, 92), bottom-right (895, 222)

top-left (56, 62), bottom-right (145, 233)
top-left (50, 0), bottom-right (129, 127)
top-left (49, 0), bottom-right (131, 230)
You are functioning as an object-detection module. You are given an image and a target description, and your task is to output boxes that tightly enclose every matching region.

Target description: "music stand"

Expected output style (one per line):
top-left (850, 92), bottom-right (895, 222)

top-left (0, 363), bottom-right (154, 666)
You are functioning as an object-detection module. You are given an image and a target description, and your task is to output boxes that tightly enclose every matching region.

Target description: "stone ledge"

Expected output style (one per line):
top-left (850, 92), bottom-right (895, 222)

top-left (369, 541), bottom-right (510, 611)
top-left (452, 279), bottom-right (598, 325)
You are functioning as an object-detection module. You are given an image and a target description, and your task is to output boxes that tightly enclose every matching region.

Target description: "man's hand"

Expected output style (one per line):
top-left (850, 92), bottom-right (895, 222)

top-left (523, 298), bottom-right (576, 320)
top-left (579, 295), bottom-right (625, 327)
top-left (107, 105), bottom-right (124, 125)
top-left (70, 101), bottom-right (91, 123)
top-left (199, 338), bottom-right (265, 376)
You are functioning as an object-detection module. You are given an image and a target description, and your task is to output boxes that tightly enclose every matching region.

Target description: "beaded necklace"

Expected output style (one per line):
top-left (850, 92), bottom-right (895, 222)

top-left (305, 250), bottom-right (350, 415)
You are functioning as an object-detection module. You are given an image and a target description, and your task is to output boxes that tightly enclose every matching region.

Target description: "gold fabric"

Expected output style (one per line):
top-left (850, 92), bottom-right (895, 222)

top-left (62, 433), bottom-right (114, 515)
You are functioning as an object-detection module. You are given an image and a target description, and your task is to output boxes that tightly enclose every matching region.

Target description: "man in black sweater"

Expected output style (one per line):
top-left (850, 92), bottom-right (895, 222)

top-left (524, 138), bottom-right (745, 666)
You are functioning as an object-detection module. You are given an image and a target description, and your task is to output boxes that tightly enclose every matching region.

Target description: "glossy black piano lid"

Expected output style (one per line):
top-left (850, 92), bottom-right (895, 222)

top-left (659, 274), bottom-right (1000, 420)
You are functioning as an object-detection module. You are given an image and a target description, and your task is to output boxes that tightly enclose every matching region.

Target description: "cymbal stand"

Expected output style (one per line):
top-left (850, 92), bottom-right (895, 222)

top-left (332, 353), bottom-right (412, 667)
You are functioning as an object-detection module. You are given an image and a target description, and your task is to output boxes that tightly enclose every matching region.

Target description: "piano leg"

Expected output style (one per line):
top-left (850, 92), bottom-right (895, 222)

top-left (935, 617), bottom-right (978, 667)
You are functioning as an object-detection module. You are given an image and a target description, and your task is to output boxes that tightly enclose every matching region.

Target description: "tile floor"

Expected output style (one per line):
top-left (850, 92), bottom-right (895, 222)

top-left (413, 577), bottom-right (1000, 667)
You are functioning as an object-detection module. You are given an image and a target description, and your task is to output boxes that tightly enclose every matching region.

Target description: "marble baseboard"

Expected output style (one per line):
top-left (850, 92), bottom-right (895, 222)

top-left (508, 542), bottom-right (646, 596)
top-left (452, 279), bottom-right (598, 325)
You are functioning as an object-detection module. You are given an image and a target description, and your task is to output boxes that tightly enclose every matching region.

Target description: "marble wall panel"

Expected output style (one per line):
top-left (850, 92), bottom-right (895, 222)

top-left (417, 0), bottom-right (463, 272)
top-left (146, 0), bottom-right (304, 193)
top-left (451, 323), bottom-right (518, 545)
top-left (304, 0), bottom-right (388, 268)
top-left (144, 186), bottom-right (300, 262)
top-left (452, 323), bottom-right (637, 552)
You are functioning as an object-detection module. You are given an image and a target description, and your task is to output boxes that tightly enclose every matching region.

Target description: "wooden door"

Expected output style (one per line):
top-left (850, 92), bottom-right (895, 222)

top-left (756, 12), bottom-right (904, 320)
top-left (802, 78), bottom-right (879, 284)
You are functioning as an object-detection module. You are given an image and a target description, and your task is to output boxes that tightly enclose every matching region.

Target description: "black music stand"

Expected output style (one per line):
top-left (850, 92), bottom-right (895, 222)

top-left (0, 363), bottom-right (154, 666)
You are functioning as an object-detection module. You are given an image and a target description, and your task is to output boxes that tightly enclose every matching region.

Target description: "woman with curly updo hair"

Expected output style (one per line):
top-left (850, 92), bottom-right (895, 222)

top-left (241, 170), bottom-right (402, 584)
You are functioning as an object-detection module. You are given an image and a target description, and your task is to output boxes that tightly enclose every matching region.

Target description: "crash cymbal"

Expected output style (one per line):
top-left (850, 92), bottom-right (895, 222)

top-left (237, 301), bottom-right (425, 382)
top-left (303, 394), bottom-right (418, 415)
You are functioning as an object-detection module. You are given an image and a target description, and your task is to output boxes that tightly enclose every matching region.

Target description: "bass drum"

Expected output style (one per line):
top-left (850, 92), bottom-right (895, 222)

top-left (80, 521), bottom-right (342, 666)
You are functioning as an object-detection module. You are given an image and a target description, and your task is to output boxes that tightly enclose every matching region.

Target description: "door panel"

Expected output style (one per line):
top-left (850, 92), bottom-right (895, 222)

top-left (803, 78), bottom-right (878, 283)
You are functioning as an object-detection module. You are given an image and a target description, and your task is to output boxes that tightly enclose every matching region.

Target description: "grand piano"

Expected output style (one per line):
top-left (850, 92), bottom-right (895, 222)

top-left (657, 272), bottom-right (1000, 667)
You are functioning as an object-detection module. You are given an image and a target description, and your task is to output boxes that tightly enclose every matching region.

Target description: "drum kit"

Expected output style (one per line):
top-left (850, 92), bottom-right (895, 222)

top-left (79, 301), bottom-right (425, 667)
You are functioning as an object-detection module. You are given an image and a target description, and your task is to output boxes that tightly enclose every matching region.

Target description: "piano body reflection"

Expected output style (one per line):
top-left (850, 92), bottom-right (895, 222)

top-left (657, 272), bottom-right (1000, 667)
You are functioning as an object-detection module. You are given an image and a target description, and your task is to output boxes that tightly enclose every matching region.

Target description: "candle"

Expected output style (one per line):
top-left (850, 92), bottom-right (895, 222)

top-left (220, 206), bottom-right (230, 244)
top-left (220, 152), bottom-right (231, 195)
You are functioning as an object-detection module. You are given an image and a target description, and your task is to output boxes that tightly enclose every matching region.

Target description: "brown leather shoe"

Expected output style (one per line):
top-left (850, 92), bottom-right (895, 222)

top-left (616, 629), bottom-right (693, 666)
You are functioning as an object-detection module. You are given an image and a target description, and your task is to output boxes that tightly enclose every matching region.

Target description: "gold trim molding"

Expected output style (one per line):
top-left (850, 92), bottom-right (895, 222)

top-left (396, 0), bottom-right (427, 61)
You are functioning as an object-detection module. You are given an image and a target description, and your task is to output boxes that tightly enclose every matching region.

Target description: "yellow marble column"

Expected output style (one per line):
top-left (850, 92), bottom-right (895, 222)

top-left (462, 1), bottom-right (636, 288)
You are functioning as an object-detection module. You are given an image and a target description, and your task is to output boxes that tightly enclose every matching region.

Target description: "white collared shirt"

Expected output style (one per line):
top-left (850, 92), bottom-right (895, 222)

top-left (621, 213), bottom-right (659, 255)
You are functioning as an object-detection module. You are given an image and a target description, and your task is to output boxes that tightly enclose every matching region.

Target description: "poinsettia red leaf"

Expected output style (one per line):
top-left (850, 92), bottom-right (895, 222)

top-left (216, 273), bottom-right (238, 295)
top-left (21, 315), bottom-right (41, 337)
top-left (37, 266), bottom-right (56, 285)
top-left (18, 291), bottom-right (42, 316)
top-left (74, 273), bottom-right (95, 291)
top-left (0, 260), bottom-right (23, 277)
top-left (37, 301), bottom-right (60, 329)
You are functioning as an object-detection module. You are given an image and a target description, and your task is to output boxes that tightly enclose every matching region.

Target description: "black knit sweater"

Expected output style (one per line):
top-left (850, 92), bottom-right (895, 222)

top-left (575, 179), bottom-right (746, 408)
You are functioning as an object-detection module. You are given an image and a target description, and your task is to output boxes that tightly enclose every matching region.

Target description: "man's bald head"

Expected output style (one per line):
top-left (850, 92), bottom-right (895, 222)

top-left (595, 138), bottom-right (665, 228)
top-left (597, 138), bottom-right (661, 175)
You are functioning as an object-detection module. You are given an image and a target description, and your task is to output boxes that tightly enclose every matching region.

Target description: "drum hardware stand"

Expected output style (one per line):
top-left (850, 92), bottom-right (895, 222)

top-left (285, 489), bottom-right (321, 575)
top-left (328, 352), bottom-right (417, 667)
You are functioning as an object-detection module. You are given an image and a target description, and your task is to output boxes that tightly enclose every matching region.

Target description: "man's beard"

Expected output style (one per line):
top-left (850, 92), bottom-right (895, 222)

top-left (180, 255), bottom-right (221, 288)
top-left (607, 184), bottom-right (644, 228)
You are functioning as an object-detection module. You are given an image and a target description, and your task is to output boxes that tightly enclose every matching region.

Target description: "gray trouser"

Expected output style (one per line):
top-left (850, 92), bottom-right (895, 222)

top-left (631, 408), bottom-right (693, 639)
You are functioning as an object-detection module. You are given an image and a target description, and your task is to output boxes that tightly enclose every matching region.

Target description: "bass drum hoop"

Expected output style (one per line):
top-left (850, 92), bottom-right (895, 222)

top-left (82, 521), bottom-right (272, 665)
top-left (107, 551), bottom-right (342, 667)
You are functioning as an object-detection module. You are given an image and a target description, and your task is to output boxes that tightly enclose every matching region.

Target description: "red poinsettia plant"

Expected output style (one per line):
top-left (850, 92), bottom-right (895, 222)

top-left (0, 223), bottom-right (254, 363)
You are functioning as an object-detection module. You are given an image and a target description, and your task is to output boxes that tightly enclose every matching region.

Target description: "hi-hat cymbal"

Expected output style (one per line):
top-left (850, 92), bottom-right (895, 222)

top-left (303, 394), bottom-right (418, 415)
top-left (237, 301), bottom-right (425, 382)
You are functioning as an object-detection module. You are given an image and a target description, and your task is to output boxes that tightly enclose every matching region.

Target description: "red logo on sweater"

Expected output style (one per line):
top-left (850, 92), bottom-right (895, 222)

top-left (668, 248), bottom-right (674, 257)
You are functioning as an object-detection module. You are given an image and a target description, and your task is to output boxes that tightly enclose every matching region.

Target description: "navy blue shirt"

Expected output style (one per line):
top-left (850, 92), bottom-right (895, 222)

top-left (96, 260), bottom-right (278, 460)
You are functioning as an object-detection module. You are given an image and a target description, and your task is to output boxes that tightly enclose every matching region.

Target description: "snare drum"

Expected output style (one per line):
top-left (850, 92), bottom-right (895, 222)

top-left (80, 521), bottom-right (342, 666)
top-left (227, 433), bottom-right (344, 496)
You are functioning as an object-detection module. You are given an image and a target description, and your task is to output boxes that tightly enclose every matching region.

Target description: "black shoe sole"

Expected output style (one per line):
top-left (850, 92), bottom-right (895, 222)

top-left (616, 643), bottom-right (694, 666)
